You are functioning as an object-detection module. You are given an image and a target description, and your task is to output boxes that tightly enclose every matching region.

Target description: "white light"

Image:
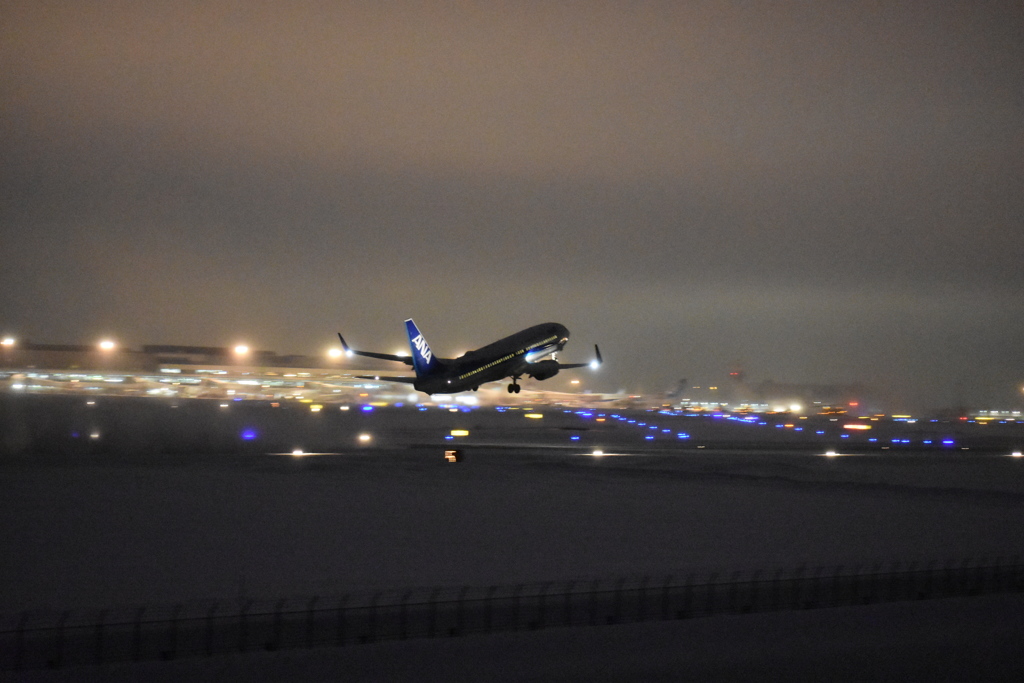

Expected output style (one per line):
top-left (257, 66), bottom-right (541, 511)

top-left (98, 340), bottom-right (116, 351)
top-left (1012, 451), bottom-right (1023, 458)
top-left (328, 348), bottom-right (343, 358)
top-left (790, 404), bottom-right (802, 413)
top-left (234, 344), bottom-right (249, 355)
top-left (824, 450), bottom-right (837, 457)
top-left (90, 432), bottom-right (101, 439)
top-left (292, 448), bottom-right (305, 456)
top-left (589, 360), bottom-right (600, 370)
top-left (1, 337), bottom-right (14, 347)
top-left (358, 433), bottom-right (372, 443)
top-left (592, 449), bottom-right (604, 456)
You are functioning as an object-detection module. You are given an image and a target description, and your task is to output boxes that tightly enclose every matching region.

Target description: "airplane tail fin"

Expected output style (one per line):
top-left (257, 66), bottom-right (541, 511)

top-left (404, 319), bottom-right (444, 378)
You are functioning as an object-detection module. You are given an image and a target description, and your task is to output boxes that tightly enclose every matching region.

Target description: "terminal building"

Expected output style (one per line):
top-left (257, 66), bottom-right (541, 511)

top-left (0, 338), bottom-right (620, 407)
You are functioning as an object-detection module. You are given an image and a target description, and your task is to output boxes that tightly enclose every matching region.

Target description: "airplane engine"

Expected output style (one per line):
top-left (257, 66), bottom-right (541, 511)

top-left (526, 360), bottom-right (560, 381)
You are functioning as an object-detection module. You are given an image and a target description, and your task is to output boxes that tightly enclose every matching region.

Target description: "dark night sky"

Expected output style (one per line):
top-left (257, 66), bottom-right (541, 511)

top-left (2, 2), bottom-right (1022, 410)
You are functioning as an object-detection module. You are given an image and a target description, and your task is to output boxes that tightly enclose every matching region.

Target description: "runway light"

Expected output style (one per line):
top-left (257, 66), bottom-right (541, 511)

top-left (843, 424), bottom-right (871, 430)
top-left (234, 344), bottom-right (249, 355)
top-left (450, 429), bottom-right (469, 437)
top-left (358, 433), bottom-right (372, 443)
top-left (292, 449), bottom-right (305, 456)
top-left (1, 337), bottom-right (14, 347)
top-left (524, 413), bottom-right (543, 419)
top-left (592, 449), bottom-right (604, 456)
top-left (310, 404), bottom-right (323, 412)
top-left (824, 450), bottom-right (838, 457)
top-left (1011, 451), bottom-right (1023, 458)
top-left (98, 340), bottom-right (116, 351)
top-left (328, 348), bottom-right (343, 358)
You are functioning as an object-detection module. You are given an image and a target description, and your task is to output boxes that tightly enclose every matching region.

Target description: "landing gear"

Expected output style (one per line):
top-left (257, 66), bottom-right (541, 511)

top-left (507, 377), bottom-right (521, 394)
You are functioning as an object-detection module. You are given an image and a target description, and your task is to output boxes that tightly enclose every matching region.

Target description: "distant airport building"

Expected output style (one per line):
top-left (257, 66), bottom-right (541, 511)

top-left (0, 339), bottom-right (621, 407)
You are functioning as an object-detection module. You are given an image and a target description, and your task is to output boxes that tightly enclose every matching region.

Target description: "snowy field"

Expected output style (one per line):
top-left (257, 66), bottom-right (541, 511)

top-left (3, 399), bottom-right (1024, 612)
top-left (3, 399), bottom-right (1024, 678)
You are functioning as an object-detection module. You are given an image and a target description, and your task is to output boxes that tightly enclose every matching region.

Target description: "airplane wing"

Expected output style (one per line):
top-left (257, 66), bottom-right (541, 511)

top-left (338, 333), bottom-right (414, 366)
top-left (553, 344), bottom-right (603, 369)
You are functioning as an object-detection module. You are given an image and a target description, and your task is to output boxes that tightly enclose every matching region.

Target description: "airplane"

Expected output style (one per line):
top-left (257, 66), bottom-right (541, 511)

top-left (337, 320), bottom-right (601, 395)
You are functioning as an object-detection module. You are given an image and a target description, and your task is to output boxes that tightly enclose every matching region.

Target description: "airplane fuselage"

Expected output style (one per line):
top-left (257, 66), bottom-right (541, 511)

top-left (413, 322), bottom-right (569, 394)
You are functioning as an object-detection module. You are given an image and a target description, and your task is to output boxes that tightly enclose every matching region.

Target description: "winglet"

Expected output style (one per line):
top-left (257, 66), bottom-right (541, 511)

top-left (337, 333), bottom-right (351, 355)
top-left (591, 344), bottom-right (603, 369)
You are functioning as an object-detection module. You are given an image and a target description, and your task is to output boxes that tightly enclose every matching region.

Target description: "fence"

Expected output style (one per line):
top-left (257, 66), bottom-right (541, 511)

top-left (3, 556), bottom-right (1022, 671)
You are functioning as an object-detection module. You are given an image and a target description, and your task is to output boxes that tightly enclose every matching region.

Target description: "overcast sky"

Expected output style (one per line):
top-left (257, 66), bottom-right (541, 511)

top-left (2, 1), bottom-right (1022, 410)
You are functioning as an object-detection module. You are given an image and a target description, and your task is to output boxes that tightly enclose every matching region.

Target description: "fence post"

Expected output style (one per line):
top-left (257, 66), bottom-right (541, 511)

top-left (682, 573), bottom-right (695, 618)
top-left (661, 575), bottom-right (672, 620)
top-left (588, 579), bottom-right (600, 626)
top-left (335, 594), bottom-right (349, 646)
top-left (707, 572), bottom-right (719, 615)
top-left (133, 606), bottom-right (146, 662)
top-left (749, 570), bottom-right (762, 613)
top-left (52, 609), bottom-right (70, 669)
top-left (368, 592), bottom-right (381, 642)
top-left (427, 588), bottom-right (441, 638)
top-left (238, 600), bottom-right (251, 652)
top-left (205, 602), bottom-right (218, 657)
top-left (771, 568), bottom-right (783, 611)
top-left (638, 575), bottom-right (649, 622)
top-left (400, 590), bottom-right (412, 640)
top-left (728, 571), bottom-right (742, 613)
top-left (512, 584), bottom-right (524, 631)
top-left (485, 585), bottom-right (498, 632)
top-left (454, 586), bottom-right (469, 636)
top-left (14, 611), bottom-right (28, 671)
top-left (271, 598), bottom-right (285, 651)
top-left (164, 604), bottom-right (182, 660)
top-left (94, 609), bottom-right (107, 665)
top-left (611, 577), bottom-right (625, 624)
top-left (791, 565), bottom-right (806, 610)
top-left (534, 582), bottom-right (551, 630)
top-left (887, 562), bottom-right (900, 602)
top-left (564, 581), bottom-right (576, 627)
top-left (306, 596), bottom-right (319, 648)
top-left (827, 566), bottom-right (841, 607)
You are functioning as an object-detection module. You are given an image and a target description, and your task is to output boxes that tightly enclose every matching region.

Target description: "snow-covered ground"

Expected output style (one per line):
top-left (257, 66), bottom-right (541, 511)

top-left (4, 402), bottom-right (1024, 678)
top-left (3, 405), bottom-right (1023, 613)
